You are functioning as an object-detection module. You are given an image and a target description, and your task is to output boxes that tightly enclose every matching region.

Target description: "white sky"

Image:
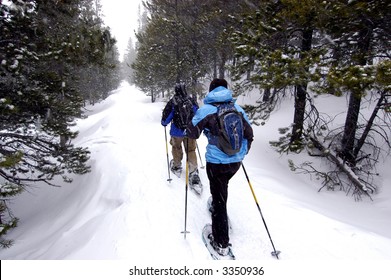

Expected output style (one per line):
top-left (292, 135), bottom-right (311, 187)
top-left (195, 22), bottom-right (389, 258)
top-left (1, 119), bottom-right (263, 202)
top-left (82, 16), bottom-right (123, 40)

top-left (100, 0), bottom-right (143, 59)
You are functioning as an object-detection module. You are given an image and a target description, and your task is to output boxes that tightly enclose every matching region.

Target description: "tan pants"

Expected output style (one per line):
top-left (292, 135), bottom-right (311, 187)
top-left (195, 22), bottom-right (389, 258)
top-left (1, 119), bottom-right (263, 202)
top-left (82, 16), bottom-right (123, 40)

top-left (170, 136), bottom-right (198, 173)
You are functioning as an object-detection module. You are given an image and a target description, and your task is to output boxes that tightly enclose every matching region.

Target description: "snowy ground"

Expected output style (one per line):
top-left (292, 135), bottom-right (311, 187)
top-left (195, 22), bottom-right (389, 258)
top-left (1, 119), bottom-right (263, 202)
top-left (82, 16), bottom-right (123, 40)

top-left (1, 81), bottom-right (391, 279)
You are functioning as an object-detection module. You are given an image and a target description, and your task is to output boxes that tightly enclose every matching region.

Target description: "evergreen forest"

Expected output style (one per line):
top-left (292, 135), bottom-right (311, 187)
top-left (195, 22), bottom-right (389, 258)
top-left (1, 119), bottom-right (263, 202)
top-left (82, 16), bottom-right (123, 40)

top-left (1, 0), bottom-right (390, 248)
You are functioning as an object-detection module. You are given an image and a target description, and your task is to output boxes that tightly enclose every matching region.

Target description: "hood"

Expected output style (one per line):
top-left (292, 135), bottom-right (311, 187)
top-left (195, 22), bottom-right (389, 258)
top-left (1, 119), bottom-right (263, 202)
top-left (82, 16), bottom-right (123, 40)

top-left (174, 83), bottom-right (187, 97)
top-left (204, 86), bottom-right (233, 104)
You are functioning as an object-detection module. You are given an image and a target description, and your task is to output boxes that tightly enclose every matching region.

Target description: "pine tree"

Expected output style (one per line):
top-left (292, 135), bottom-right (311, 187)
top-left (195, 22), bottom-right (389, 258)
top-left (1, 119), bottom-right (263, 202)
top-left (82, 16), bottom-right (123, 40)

top-left (321, 0), bottom-right (391, 166)
top-left (230, 0), bottom-right (326, 145)
top-left (132, 0), bottom-right (245, 99)
top-left (122, 37), bottom-right (137, 84)
top-left (0, 0), bottom-right (121, 247)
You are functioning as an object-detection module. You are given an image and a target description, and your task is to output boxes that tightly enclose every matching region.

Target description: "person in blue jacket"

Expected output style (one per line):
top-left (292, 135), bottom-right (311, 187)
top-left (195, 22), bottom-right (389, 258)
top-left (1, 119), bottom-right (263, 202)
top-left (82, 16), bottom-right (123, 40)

top-left (161, 83), bottom-right (201, 188)
top-left (186, 78), bottom-right (253, 256)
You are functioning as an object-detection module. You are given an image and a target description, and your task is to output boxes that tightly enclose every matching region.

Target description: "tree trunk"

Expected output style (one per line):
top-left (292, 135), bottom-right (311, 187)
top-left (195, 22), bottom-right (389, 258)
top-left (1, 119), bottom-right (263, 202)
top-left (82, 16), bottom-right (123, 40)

top-left (340, 21), bottom-right (372, 166)
top-left (263, 88), bottom-right (271, 102)
top-left (212, 54), bottom-right (217, 79)
top-left (341, 92), bottom-right (361, 165)
top-left (291, 85), bottom-right (307, 145)
top-left (353, 91), bottom-right (386, 159)
top-left (308, 134), bottom-right (371, 198)
top-left (290, 27), bottom-right (313, 146)
top-left (218, 51), bottom-right (226, 79)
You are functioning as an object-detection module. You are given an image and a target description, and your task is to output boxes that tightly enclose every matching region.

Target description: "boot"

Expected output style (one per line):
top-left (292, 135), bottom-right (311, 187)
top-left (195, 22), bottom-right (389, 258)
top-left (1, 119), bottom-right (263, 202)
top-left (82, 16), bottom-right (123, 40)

top-left (189, 169), bottom-right (202, 195)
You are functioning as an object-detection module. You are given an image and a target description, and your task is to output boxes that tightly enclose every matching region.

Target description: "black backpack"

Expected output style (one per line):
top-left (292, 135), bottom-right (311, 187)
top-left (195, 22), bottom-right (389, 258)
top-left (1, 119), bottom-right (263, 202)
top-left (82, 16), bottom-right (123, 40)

top-left (172, 95), bottom-right (195, 130)
top-left (215, 102), bottom-right (244, 155)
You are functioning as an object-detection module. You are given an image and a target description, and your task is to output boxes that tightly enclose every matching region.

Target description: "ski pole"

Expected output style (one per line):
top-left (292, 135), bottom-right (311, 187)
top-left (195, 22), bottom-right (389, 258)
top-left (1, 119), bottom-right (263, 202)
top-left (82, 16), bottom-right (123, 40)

top-left (181, 138), bottom-right (190, 238)
top-left (196, 143), bottom-right (205, 169)
top-left (242, 163), bottom-right (281, 259)
top-left (164, 127), bottom-right (172, 182)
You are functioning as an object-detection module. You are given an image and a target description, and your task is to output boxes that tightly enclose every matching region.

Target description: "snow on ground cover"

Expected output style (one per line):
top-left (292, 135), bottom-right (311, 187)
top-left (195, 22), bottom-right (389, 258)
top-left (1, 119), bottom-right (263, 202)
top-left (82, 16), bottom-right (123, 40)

top-left (1, 82), bottom-right (390, 279)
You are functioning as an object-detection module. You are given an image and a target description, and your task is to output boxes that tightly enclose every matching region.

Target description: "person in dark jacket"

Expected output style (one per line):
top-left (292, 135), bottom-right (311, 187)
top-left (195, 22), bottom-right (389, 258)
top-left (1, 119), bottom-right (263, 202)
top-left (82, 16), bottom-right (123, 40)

top-left (161, 83), bottom-right (201, 189)
top-left (186, 78), bottom-right (253, 256)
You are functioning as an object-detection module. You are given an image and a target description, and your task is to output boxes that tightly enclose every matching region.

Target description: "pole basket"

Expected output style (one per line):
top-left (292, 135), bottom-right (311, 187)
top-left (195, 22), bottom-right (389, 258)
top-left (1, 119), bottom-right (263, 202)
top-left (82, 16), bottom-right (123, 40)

top-left (271, 250), bottom-right (281, 259)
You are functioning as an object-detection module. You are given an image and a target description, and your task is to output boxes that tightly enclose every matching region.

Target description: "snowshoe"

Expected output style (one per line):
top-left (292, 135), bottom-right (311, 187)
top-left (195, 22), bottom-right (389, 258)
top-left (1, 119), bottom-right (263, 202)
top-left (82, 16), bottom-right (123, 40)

top-left (170, 160), bottom-right (182, 178)
top-left (202, 224), bottom-right (235, 260)
top-left (189, 169), bottom-right (202, 195)
top-left (190, 183), bottom-right (202, 195)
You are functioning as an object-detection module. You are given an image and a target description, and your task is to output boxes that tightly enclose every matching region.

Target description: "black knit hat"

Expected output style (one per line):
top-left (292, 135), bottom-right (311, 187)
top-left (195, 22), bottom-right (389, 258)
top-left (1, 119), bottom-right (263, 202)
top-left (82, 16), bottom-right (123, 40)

top-left (209, 78), bottom-right (228, 92)
top-left (174, 82), bottom-right (187, 96)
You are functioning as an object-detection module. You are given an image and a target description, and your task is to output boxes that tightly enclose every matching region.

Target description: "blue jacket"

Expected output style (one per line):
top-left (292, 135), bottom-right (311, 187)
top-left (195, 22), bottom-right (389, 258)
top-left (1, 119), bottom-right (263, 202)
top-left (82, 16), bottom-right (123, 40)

top-left (186, 86), bottom-right (253, 164)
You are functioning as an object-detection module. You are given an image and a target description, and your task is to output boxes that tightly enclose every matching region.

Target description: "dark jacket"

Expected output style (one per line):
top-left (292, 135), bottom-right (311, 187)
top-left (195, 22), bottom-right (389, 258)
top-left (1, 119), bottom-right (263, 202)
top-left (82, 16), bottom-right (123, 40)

top-left (161, 91), bottom-right (198, 137)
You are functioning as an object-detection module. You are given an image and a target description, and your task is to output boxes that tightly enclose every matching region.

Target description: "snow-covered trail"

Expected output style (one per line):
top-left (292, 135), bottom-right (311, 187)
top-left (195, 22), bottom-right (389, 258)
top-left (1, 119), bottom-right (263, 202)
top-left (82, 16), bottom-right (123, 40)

top-left (1, 81), bottom-right (391, 264)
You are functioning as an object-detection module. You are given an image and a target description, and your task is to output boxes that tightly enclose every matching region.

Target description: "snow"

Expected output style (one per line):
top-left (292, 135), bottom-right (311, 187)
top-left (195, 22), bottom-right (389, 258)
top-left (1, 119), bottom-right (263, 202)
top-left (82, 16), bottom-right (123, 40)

top-left (1, 81), bottom-right (391, 279)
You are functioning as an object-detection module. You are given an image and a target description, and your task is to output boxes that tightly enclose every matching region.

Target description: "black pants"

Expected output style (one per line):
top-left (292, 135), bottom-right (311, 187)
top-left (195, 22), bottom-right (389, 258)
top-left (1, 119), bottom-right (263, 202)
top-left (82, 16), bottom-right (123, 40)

top-left (206, 161), bottom-right (241, 247)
